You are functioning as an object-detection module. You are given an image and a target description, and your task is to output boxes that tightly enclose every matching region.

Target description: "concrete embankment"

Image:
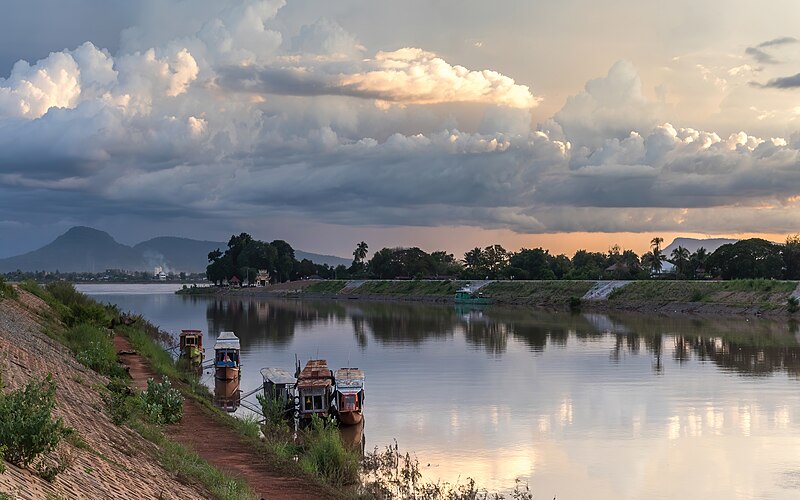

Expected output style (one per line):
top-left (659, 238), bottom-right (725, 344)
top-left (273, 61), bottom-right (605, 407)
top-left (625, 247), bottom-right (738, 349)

top-left (0, 290), bottom-right (208, 499)
top-left (182, 279), bottom-right (800, 316)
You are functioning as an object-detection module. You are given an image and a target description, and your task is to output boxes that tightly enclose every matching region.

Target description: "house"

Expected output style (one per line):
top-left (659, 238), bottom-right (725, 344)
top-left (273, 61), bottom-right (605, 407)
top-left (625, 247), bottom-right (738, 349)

top-left (229, 275), bottom-right (241, 288)
top-left (256, 270), bottom-right (271, 287)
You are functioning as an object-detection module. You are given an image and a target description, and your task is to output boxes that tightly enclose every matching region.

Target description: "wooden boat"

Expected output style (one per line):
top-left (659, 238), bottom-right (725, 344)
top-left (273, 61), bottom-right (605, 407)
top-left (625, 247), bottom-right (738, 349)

top-left (214, 377), bottom-right (240, 413)
top-left (260, 367), bottom-right (298, 417)
top-left (179, 329), bottom-right (204, 365)
top-left (454, 285), bottom-right (493, 305)
top-left (297, 360), bottom-right (334, 421)
top-left (334, 368), bottom-right (365, 426)
top-left (214, 331), bottom-right (241, 380)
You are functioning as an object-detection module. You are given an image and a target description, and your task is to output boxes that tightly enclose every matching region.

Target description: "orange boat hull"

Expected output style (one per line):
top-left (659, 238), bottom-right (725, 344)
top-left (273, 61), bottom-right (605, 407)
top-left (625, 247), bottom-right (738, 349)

top-left (338, 410), bottom-right (363, 426)
top-left (215, 366), bottom-right (239, 380)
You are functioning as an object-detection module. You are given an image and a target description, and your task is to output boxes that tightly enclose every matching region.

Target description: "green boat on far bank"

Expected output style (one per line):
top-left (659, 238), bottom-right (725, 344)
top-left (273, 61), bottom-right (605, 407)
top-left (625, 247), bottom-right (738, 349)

top-left (454, 284), bottom-right (493, 305)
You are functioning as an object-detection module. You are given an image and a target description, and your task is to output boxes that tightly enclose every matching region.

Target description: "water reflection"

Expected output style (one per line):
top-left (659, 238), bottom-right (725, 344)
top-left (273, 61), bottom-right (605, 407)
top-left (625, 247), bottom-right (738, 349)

top-left (80, 286), bottom-right (800, 499)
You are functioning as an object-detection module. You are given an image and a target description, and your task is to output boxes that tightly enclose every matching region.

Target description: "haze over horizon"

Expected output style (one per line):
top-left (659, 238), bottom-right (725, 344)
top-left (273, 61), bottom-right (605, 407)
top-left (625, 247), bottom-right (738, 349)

top-left (2, 1), bottom-right (800, 259)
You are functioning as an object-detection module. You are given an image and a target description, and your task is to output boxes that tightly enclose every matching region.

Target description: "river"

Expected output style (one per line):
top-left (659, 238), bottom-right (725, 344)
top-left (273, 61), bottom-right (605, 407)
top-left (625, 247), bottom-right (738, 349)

top-left (78, 284), bottom-right (800, 499)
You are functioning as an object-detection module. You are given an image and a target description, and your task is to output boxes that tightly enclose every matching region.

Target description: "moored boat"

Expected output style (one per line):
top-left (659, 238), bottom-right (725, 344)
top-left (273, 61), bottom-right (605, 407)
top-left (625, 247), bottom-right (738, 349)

top-left (179, 329), bottom-right (204, 366)
top-left (297, 359), bottom-right (334, 421)
top-left (454, 285), bottom-right (492, 305)
top-left (260, 367), bottom-right (298, 418)
top-left (334, 368), bottom-right (365, 426)
top-left (214, 331), bottom-right (241, 380)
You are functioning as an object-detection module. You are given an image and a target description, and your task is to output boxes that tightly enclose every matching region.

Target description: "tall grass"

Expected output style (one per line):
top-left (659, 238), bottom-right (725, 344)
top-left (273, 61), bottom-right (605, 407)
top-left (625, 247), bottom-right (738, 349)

top-left (0, 277), bottom-right (17, 300)
top-left (299, 416), bottom-right (360, 486)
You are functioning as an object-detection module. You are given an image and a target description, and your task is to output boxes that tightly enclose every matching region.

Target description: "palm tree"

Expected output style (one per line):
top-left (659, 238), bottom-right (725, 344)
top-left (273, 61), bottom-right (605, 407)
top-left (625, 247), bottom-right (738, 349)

top-left (690, 247), bottom-right (708, 278)
top-left (353, 241), bottom-right (369, 265)
top-left (670, 246), bottom-right (690, 279)
top-left (649, 237), bottom-right (665, 274)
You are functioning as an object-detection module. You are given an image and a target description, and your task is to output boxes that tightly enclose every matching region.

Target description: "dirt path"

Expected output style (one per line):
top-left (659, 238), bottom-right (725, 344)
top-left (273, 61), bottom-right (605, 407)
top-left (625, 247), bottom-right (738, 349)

top-left (114, 335), bottom-right (326, 500)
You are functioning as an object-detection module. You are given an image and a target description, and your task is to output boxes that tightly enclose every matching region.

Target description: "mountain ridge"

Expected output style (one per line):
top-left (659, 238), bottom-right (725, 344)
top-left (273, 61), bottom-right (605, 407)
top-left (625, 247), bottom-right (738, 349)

top-left (0, 227), bottom-right (351, 273)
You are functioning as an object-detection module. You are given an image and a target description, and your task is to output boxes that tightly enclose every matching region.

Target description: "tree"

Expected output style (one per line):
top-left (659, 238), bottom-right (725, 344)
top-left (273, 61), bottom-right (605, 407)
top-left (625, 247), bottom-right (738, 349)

top-left (649, 237), bottom-right (665, 274)
top-left (353, 241), bottom-right (369, 265)
top-left (707, 238), bottom-right (783, 279)
top-left (784, 235), bottom-right (800, 279)
top-left (508, 248), bottom-right (556, 280)
top-left (690, 247), bottom-right (708, 278)
top-left (670, 246), bottom-right (690, 279)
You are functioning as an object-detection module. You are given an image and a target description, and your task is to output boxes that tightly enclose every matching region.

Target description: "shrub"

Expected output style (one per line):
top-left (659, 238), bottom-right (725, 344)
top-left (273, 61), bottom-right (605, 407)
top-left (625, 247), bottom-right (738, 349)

top-left (568, 296), bottom-right (581, 311)
top-left (0, 277), bottom-right (16, 300)
top-left (64, 324), bottom-right (125, 378)
top-left (103, 379), bottom-right (141, 426)
top-left (0, 375), bottom-right (72, 469)
top-left (0, 444), bottom-right (6, 473)
top-left (141, 377), bottom-right (184, 425)
top-left (789, 296), bottom-right (799, 314)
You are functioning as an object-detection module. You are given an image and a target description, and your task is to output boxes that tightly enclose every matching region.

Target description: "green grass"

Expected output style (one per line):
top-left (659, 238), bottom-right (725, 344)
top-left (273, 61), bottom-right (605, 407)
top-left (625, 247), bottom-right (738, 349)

top-left (117, 324), bottom-right (180, 380)
top-left (608, 280), bottom-right (797, 305)
top-left (481, 281), bottom-right (595, 304)
top-left (0, 277), bottom-right (17, 300)
top-left (62, 324), bottom-right (127, 378)
top-left (304, 280), bottom-right (348, 293)
top-left (353, 280), bottom-right (464, 295)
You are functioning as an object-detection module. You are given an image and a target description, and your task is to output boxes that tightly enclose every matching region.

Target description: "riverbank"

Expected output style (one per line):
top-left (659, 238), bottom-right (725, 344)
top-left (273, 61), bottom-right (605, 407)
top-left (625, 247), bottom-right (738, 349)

top-left (0, 283), bottom-right (337, 499)
top-left (178, 279), bottom-right (800, 316)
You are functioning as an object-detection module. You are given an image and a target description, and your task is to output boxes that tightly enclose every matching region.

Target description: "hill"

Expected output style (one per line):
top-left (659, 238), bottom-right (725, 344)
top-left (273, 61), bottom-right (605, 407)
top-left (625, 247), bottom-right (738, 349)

top-left (663, 237), bottom-right (738, 256)
top-left (0, 226), bottom-right (145, 272)
top-left (0, 227), bottom-right (351, 273)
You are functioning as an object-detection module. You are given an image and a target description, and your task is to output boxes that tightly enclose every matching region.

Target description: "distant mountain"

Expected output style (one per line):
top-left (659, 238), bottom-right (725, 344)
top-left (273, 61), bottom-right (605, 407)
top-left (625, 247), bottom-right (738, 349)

top-left (663, 237), bottom-right (738, 257)
top-left (0, 226), bottom-right (145, 272)
top-left (294, 250), bottom-right (350, 268)
top-left (0, 227), bottom-right (352, 273)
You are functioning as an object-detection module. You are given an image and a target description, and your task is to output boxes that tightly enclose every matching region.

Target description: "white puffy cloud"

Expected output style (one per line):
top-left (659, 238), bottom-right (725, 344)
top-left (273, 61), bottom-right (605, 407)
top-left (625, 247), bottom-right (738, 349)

top-left (4, 0), bottom-right (800, 245)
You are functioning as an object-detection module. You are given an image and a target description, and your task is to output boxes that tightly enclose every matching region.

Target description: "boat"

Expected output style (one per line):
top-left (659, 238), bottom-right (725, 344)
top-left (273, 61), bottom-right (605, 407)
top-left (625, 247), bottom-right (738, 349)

top-left (213, 331), bottom-right (241, 380)
top-left (334, 368), bottom-right (365, 426)
top-left (178, 329), bottom-right (204, 366)
top-left (454, 284), bottom-right (493, 305)
top-left (260, 367), bottom-right (298, 417)
top-left (214, 377), bottom-right (240, 413)
top-left (297, 359), bottom-right (334, 421)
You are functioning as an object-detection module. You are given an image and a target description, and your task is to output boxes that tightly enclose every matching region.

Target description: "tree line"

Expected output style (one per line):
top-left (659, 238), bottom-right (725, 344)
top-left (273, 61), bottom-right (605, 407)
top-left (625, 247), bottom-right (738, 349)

top-left (208, 233), bottom-right (800, 284)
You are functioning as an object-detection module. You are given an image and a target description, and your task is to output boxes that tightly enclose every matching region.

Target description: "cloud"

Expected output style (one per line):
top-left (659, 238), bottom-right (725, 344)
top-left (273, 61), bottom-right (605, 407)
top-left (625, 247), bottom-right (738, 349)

top-left (756, 72), bottom-right (800, 89)
top-left (220, 47), bottom-right (540, 108)
top-left (746, 36), bottom-right (798, 66)
top-left (4, 1), bottom-right (800, 245)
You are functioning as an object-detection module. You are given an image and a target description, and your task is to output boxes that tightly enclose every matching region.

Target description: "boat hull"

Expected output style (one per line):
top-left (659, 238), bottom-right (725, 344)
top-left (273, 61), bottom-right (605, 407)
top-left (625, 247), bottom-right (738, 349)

top-left (338, 410), bottom-right (363, 426)
top-left (215, 366), bottom-right (240, 380)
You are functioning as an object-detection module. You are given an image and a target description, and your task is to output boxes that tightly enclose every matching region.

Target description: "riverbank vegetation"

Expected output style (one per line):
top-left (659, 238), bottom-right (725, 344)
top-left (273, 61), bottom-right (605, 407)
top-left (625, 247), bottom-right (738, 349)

top-left (197, 232), bottom-right (800, 290)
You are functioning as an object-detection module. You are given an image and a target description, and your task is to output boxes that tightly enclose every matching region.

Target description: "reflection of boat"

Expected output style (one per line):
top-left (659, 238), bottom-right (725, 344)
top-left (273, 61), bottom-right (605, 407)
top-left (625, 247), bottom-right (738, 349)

top-left (297, 360), bottom-right (334, 421)
top-left (339, 417), bottom-right (365, 456)
top-left (214, 331), bottom-right (241, 380)
top-left (454, 285), bottom-right (492, 305)
top-left (334, 368), bottom-right (365, 426)
top-left (260, 367), bottom-right (298, 417)
top-left (214, 377), bottom-right (240, 412)
top-left (179, 329), bottom-right (204, 365)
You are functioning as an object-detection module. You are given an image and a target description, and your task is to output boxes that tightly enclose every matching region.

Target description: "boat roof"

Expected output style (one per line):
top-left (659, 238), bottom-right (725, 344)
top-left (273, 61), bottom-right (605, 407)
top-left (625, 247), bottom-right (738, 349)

top-left (260, 367), bottom-right (297, 385)
top-left (180, 329), bottom-right (202, 336)
top-left (214, 331), bottom-right (240, 350)
top-left (298, 359), bottom-right (332, 389)
top-left (335, 368), bottom-right (365, 390)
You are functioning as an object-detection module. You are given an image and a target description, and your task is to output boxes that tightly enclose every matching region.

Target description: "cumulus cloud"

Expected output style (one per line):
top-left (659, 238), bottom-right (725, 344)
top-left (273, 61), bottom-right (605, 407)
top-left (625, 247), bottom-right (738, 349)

top-left (4, 0), bottom-right (800, 244)
top-left (220, 47), bottom-right (540, 108)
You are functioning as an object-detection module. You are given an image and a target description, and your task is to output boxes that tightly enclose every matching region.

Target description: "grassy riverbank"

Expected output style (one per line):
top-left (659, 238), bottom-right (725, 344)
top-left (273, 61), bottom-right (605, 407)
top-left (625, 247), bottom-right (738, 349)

top-left (181, 278), bottom-right (800, 315)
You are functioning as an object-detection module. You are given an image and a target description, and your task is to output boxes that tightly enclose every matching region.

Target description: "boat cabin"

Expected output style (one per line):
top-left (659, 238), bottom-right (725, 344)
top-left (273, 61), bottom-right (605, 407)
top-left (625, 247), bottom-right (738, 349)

top-left (214, 331), bottom-right (241, 380)
top-left (260, 367), bottom-right (297, 405)
top-left (454, 285), bottom-right (492, 305)
top-left (334, 368), bottom-right (365, 426)
top-left (297, 360), bottom-right (334, 419)
top-left (179, 329), bottom-right (204, 364)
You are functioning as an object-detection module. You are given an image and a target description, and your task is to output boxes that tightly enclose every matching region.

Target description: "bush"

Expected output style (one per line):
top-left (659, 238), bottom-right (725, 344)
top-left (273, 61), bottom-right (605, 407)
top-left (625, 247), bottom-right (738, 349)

top-left (141, 377), bottom-right (184, 425)
top-left (0, 277), bottom-right (16, 300)
top-left (103, 379), bottom-right (141, 426)
top-left (299, 416), bottom-right (359, 486)
top-left (64, 324), bottom-right (125, 378)
top-left (789, 296), bottom-right (799, 314)
top-left (0, 444), bottom-right (6, 473)
top-left (568, 296), bottom-right (581, 311)
top-left (0, 375), bottom-right (72, 469)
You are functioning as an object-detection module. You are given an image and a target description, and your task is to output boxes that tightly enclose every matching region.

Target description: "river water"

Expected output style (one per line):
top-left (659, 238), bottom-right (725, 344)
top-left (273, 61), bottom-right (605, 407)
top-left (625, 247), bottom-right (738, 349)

top-left (78, 284), bottom-right (800, 499)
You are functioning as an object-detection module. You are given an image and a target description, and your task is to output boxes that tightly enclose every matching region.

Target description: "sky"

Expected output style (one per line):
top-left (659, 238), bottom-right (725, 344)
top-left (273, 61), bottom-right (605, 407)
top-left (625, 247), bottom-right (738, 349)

top-left (3, 0), bottom-right (800, 259)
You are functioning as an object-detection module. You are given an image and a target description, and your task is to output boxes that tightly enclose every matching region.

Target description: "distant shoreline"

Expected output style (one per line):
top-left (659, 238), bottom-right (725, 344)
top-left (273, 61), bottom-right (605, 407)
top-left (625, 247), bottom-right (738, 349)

top-left (175, 279), bottom-right (800, 317)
